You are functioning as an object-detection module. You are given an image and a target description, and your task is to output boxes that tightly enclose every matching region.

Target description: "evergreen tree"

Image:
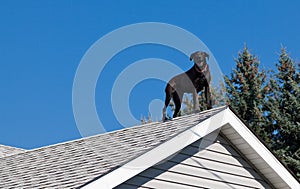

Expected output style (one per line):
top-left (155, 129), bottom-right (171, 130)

top-left (140, 112), bottom-right (154, 124)
top-left (182, 94), bottom-right (193, 115)
top-left (181, 84), bottom-right (226, 115)
top-left (265, 48), bottom-right (300, 178)
top-left (224, 46), bottom-right (270, 142)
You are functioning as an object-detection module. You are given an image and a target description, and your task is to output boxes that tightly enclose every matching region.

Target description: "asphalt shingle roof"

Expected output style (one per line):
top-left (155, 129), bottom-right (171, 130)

top-left (0, 145), bottom-right (25, 158)
top-left (0, 107), bottom-right (226, 188)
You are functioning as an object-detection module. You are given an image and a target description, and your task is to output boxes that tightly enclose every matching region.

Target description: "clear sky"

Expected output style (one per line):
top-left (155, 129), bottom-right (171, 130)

top-left (1, 0), bottom-right (300, 149)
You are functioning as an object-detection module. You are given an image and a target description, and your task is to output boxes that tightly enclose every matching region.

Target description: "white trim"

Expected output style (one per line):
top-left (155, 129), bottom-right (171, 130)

top-left (226, 110), bottom-right (300, 189)
top-left (83, 108), bottom-right (300, 189)
top-left (83, 109), bottom-right (228, 189)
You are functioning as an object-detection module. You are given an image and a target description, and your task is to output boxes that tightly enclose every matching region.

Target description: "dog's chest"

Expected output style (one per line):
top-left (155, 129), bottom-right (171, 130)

top-left (193, 74), bottom-right (207, 89)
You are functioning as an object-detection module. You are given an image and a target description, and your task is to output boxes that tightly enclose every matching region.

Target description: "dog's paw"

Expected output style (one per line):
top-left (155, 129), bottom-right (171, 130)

top-left (163, 116), bottom-right (172, 122)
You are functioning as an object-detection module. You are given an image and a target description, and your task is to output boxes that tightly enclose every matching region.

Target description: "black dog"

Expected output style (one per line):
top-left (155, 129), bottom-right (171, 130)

top-left (162, 51), bottom-right (212, 121)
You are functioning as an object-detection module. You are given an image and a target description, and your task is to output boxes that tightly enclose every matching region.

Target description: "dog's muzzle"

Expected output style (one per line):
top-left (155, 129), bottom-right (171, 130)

top-left (195, 64), bottom-right (208, 73)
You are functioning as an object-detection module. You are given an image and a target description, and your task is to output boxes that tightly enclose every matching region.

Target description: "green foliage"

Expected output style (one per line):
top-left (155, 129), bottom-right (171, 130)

top-left (181, 94), bottom-right (194, 115)
top-left (141, 45), bottom-right (300, 179)
top-left (140, 112), bottom-right (153, 124)
top-left (180, 46), bottom-right (300, 179)
top-left (264, 48), bottom-right (300, 178)
top-left (225, 46), bottom-right (300, 179)
top-left (181, 84), bottom-right (226, 115)
top-left (224, 46), bottom-right (270, 142)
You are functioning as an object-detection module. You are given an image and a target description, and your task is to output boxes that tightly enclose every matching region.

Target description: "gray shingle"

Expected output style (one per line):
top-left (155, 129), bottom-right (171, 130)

top-left (0, 145), bottom-right (25, 158)
top-left (0, 107), bottom-right (226, 188)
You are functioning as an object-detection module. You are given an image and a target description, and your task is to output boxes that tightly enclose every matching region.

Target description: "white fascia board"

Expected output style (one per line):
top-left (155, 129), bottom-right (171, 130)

top-left (226, 110), bottom-right (300, 189)
top-left (83, 108), bottom-right (300, 189)
top-left (83, 109), bottom-right (228, 189)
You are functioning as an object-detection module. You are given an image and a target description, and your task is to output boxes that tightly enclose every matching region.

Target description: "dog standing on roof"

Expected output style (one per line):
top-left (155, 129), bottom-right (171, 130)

top-left (162, 51), bottom-right (212, 121)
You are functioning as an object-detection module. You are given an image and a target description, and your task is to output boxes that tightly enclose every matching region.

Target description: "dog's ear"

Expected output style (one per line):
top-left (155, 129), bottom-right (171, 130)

top-left (190, 52), bottom-right (196, 61)
top-left (204, 52), bottom-right (209, 60)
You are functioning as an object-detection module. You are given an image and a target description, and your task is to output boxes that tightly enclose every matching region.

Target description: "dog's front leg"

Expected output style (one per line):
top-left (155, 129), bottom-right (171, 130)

top-left (193, 89), bottom-right (200, 113)
top-left (205, 85), bottom-right (212, 109)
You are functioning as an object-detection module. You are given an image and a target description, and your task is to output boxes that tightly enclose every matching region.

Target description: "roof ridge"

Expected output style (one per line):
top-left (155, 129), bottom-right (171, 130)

top-left (32, 105), bottom-right (227, 150)
top-left (0, 106), bottom-right (227, 160)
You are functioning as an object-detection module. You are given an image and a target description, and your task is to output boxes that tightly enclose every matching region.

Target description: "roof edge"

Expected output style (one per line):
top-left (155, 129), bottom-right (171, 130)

top-left (81, 107), bottom-right (229, 188)
top-left (81, 107), bottom-right (299, 189)
top-left (225, 108), bottom-right (300, 188)
top-left (228, 106), bottom-right (300, 182)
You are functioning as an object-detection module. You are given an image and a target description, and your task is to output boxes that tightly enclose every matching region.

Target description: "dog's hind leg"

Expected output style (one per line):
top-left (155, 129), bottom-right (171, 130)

top-left (162, 98), bottom-right (170, 121)
top-left (173, 91), bottom-right (183, 118)
top-left (162, 84), bottom-right (173, 121)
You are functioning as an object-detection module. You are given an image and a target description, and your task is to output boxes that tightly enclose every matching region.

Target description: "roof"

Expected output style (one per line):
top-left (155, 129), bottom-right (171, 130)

top-left (0, 144), bottom-right (25, 158)
top-left (0, 106), bottom-right (225, 188)
top-left (0, 106), bottom-right (299, 189)
top-left (83, 106), bottom-right (300, 189)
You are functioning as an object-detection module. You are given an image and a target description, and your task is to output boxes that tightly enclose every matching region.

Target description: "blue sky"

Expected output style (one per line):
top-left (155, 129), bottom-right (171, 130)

top-left (1, 0), bottom-right (300, 149)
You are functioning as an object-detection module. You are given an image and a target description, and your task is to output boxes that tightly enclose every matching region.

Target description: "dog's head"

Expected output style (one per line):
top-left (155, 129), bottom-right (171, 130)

top-left (190, 51), bottom-right (209, 72)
